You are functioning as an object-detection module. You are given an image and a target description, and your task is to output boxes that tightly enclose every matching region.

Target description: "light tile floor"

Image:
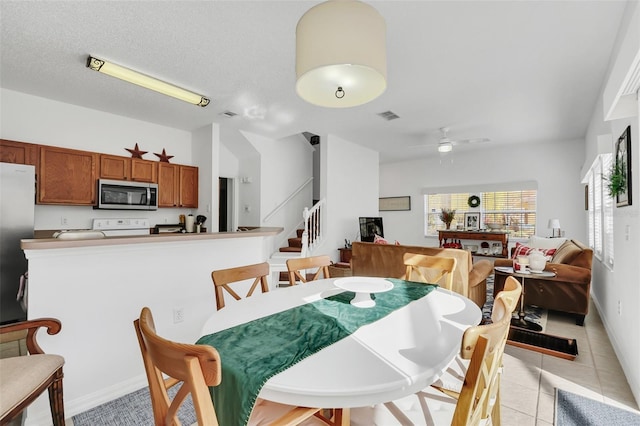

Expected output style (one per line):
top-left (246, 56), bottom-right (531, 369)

top-left (500, 299), bottom-right (639, 425)
top-left (2, 300), bottom-right (638, 425)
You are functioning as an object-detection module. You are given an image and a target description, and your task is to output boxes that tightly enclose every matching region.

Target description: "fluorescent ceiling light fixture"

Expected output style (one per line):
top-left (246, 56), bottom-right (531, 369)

top-left (438, 142), bottom-right (453, 153)
top-left (295, 0), bottom-right (387, 108)
top-left (86, 56), bottom-right (209, 107)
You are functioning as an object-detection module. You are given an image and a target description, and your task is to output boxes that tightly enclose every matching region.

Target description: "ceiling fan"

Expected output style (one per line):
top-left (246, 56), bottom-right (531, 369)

top-left (412, 127), bottom-right (490, 153)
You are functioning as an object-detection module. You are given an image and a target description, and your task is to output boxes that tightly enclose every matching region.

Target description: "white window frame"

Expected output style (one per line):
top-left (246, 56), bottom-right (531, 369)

top-left (586, 154), bottom-right (614, 269)
top-left (423, 183), bottom-right (538, 239)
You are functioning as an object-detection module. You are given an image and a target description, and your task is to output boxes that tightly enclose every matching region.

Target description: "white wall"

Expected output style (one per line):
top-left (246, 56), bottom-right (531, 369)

top-left (0, 88), bottom-right (202, 230)
top-left (583, 0), bottom-right (640, 404)
top-left (322, 134), bottom-right (380, 259)
top-left (380, 139), bottom-right (587, 248)
top-left (241, 130), bottom-right (314, 248)
top-left (23, 235), bottom-right (276, 425)
top-left (192, 123), bottom-right (218, 231)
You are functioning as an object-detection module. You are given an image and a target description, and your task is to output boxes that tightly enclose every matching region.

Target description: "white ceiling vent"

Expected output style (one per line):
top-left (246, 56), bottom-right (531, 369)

top-left (377, 111), bottom-right (400, 121)
top-left (220, 110), bottom-right (238, 118)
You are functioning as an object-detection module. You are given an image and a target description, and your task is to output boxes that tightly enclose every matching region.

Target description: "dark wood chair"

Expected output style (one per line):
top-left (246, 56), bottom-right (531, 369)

top-left (0, 318), bottom-right (65, 425)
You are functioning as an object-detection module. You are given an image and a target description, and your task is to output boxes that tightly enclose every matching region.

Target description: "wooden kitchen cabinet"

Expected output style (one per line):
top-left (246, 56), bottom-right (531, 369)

top-left (131, 158), bottom-right (157, 182)
top-left (157, 163), bottom-right (178, 207)
top-left (0, 139), bottom-right (38, 166)
top-left (157, 163), bottom-right (198, 208)
top-left (99, 154), bottom-right (157, 182)
top-left (99, 154), bottom-right (130, 180)
top-left (38, 146), bottom-right (99, 205)
top-left (179, 165), bottom-right (198, 208)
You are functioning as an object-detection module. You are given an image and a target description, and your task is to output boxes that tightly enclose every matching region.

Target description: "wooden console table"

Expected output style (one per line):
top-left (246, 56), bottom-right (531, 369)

top-left (438, 230), bottom-right (509, 258)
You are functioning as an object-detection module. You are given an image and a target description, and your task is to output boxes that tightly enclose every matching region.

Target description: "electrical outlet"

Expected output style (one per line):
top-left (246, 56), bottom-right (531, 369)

top-left (61, 216), bottom-right (68, 226)
top-left (173, 307), bottom-right (184, 323)
top-left (618, 300), bottom-right (622, 316)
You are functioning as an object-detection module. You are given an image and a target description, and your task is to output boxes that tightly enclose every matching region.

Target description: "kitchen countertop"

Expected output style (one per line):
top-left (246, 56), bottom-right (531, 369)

top-left (21, 227), bottom-right (284, 250)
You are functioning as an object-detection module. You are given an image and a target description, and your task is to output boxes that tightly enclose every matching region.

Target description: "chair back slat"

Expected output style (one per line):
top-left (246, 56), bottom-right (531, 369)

top-left (286, 255), bottom-right (331, 286)
top-left (211, 262), bottom-right (270, 310)
top-left (491, 276), bottom-right (522, 323)
top-left (134, 307), bottom-right (221, 426)
top-left (403, 253), bottom-right (457, 291)
top-left (453, 309), bottom-right (511, 425)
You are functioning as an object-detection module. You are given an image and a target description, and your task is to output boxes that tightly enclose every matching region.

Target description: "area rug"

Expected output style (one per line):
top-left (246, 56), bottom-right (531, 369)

top-left (72, 384), bottom-right (196, 426)
top-left (555, 389), bottom-right (640, 425)
top-left (483, 274), bottom-right (547, 330)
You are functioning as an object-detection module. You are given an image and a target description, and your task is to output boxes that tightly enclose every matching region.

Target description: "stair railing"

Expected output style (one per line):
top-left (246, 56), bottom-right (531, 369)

top-left (263, 177), bottom-right (313, 223)
top-left (301, 199), bottom-right (325, 257)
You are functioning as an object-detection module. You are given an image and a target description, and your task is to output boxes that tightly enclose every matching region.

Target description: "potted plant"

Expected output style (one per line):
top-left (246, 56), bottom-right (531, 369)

top-left (439, 208), bottom-right (456, 229)
top-left (605, 159), bottom-right (627, 198)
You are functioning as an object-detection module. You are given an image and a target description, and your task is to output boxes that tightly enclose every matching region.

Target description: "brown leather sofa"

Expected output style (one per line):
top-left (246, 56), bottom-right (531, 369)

top-left (350, 241), bottom-right (493, 308)
top-left (493, 239), bottom-right (593, 325)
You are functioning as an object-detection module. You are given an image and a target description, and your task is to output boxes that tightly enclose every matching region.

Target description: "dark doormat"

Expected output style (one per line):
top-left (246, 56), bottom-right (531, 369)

top-left (507, 326), bottom-right (578, 360)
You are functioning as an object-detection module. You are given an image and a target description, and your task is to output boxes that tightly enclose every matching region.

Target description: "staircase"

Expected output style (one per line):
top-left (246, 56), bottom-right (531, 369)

top-left (279, 228), bottom-right (306, 254)
top-left (272, 228), bottom-right (305, 284)
top-left (268, 199), bottom-right (326, 287)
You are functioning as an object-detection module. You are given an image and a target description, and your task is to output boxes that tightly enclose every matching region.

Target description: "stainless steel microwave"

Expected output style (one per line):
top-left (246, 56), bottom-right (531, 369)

top-left (96, 179), bottom-right (158, 210)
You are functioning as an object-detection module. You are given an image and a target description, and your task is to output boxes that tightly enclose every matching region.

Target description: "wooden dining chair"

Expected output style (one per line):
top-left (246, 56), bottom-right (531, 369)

top-left (350, 299), bottom-right (512, 426)
top-left (431, 276), bottom-right (522, 400)
top-left (211, 261), bottom-right (270, 310)
top-left (286, 255), bottom-right (331, 286)
top-left (134, 307), bottom-right (329, 426)
top-left (491, 275), bottom-right (522, 323)
top-left (403, 253), bottom-right (457, 291)
top-left (448, 310), bottom-right (512, 425)
top-left (415, 276), bottom-right (521, 425)
top-left (0, 318), bottom-right (65, 426)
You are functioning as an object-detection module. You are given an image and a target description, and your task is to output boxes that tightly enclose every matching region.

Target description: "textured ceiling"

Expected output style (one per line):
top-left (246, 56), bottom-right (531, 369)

top-left (0, 1), bottom-right (628, 163)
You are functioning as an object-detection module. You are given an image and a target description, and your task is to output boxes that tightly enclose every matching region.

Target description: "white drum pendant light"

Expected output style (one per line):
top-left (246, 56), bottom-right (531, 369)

top-left (296, 0), bottom-right (387, 108)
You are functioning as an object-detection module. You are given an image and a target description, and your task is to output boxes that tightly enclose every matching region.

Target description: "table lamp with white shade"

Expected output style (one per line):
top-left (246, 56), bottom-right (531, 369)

top-left (548, 219), bottom-right (561, 238)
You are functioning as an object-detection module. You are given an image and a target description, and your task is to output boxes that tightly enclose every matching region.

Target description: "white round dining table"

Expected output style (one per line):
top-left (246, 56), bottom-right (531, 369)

top-left (199, 277), bottom-right (481, 409)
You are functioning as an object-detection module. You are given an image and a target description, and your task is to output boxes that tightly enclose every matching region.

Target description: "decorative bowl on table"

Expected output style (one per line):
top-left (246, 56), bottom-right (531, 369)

top-left (486, 223), bottom-right (503, 231)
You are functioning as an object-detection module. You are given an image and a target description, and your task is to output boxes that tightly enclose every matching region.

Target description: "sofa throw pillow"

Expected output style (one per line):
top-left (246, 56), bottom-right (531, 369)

top-left (373, 234), bottom-right (388, 244)
top-left (512, 242), bottom-right (557, 259)
top-left (551, 240), bottom-right (582, 264)
top-left (528, 235), bottom-right (566, 250)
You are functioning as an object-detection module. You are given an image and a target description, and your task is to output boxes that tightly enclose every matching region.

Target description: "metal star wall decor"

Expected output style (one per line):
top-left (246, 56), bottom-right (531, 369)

top-left (125, 143), bottom-right (148, 159)
top-left (154, 149), bottom-right (174, 163)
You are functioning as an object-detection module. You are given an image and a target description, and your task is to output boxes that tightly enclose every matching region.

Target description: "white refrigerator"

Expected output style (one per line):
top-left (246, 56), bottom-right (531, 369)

top-left (0, 162), bottom-right (35, 324)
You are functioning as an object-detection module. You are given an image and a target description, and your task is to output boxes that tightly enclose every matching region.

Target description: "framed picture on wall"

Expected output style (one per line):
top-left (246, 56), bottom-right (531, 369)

top-left (379, 196), bottom-right (411, 211)
top-left (615, 126), bottom-right (632, 207)
top-left (464, 212), bottom-right (480, 231)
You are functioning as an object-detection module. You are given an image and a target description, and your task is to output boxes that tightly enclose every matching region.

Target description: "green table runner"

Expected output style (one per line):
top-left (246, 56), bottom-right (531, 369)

top-left (196, 278), bottom-right (437, 426)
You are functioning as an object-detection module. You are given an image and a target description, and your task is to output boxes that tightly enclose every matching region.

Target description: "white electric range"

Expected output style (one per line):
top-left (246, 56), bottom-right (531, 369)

top-left (92, 218), bottom-right (151, 236)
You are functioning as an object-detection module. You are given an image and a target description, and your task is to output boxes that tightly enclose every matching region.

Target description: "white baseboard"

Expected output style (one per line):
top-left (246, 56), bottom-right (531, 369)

top-left (25, 375), bottom-right (148, 426)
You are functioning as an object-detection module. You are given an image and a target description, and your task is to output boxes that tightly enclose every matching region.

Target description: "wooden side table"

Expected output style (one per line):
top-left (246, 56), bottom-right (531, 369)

top-left (338, 248), bottom-right (352, 263)
top-left (494, 266), bottom-right (556, 331)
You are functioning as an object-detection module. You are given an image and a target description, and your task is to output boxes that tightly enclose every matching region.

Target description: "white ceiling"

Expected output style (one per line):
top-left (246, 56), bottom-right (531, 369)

top-left (0, 1), bottom-right (628, 163)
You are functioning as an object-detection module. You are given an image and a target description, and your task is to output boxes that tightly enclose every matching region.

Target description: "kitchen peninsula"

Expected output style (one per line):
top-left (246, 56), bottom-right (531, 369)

top-left (20, 227), bottom-right (282, 425)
